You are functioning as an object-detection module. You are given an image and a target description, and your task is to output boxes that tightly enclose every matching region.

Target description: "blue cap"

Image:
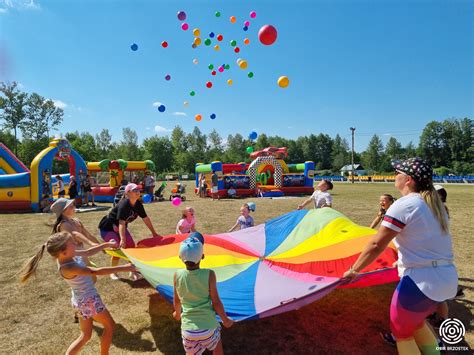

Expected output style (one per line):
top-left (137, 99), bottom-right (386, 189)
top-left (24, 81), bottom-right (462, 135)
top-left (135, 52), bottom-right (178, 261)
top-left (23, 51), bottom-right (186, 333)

top-left (247, 202), bottom-right (256, 212)
top-left (179, 237), bottom-right (203, 264)
top-left (188, 231), bottom-right (204, 245)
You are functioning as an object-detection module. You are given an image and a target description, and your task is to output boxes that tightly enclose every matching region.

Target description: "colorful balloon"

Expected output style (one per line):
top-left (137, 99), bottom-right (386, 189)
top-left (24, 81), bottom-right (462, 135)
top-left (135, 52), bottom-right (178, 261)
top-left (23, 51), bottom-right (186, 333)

top-left (130, 43), bottom-right (138, 51)
top-left (215, 11), bottom-right (221, 17)
top-left (227, 79), bottom-right (233, 86)
top-left (211, 70), bottom-right (216, 76)
top-left (184, 101), bottom-right (189, 106)
top-left (165, 74), bottom-right (171, 81)
top-left (205, 38), bottom-right (211, 46)
top-left (177, 11), bottom-right (186, 21)
top-left (172, 197), bottom-right (182, 206)
top-left (238, 59), bottom-right (248, 69)
top-left (208, 64), bottom-right (214, 70)
top-left (217, 34), bottom-right (223, 41)
top-left (191, 43), bottom-right (197, 49)
top-left (246, 146), bottom-right (254, 154)
top-left (225, 64), bottom-right (230, 70)
top-left (244, 21), bottom-right (250, 27)
top-left (244, 38), bottom-right (250, 45)
top-left (230, 16), bottom-right (236, 24)
top-left (194, 37), bottom-right (202, 46)
top-left (181, 23), bottom-right (189, 31)
top-left (158, 104), bottom-right (166, 112)
top-left (193, 28), bottom-right (200, 37)
top-left (210, 113), bottom-right (216, 119)
top-left (230, 40), bottom-right (237, 47)
top-left (234, 47), bottom-right (240, 53)
top-left (142, 194), bottom-right (153, 204)
top-left (250, 11), bottom-right (257, 18)
top-left (248, 72), bottom-right (254, 78)
top-left (193, 58), bottom-right (199, 65)
top-left (278, 76), bottom-right (290, 88)
top-left (209, 32), bottom-right (215, 38)
top-left (243, 26), bottom-right (249, 32)
top-left (249, 131), bottom-right (258, 140)
top-left (258, 25), bottom-right (278, 45)
top-left (206, 81), bottom-right (213, 88)
top-left (214, 44), bottom-right (220, 51)
top-left (190, 91), bottom-right (196, 96)
top-left (161, 41), bottom-right (168, 48)
top-left (195, 114), bottom-right (202, 122)
top-left (218, 66), bottom-right (224, 73)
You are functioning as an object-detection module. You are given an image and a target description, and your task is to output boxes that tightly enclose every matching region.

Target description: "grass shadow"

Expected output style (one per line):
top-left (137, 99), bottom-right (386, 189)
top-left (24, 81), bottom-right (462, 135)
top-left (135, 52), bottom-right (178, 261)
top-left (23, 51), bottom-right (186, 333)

top-left (92, 323), bottom-right (155, 352)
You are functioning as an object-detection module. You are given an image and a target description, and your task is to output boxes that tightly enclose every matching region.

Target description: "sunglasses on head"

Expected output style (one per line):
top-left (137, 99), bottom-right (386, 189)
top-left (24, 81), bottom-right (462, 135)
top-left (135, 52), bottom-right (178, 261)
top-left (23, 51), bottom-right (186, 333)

top-left (131, 188), bottom-right (141, 192)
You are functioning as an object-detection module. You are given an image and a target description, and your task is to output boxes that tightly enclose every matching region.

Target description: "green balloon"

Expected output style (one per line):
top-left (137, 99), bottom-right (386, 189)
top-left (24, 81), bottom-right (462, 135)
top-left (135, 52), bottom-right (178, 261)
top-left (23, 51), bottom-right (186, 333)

top-left (248, 72), bottom-right (254, 78)
top-left (205, 38), bottom-right (211, 46)
top-left (215, 11), bottom-right (221, 17)
top-left (190, 91), bottom-right (196, 96)
top-left (225, 64), bottom-right (230, 70)
top-left (246, 146), bottom-right (254, 154)
top-left (230, 40), bottom-right (237, 47)
top-left (208, 64), bottom-right (214, 70)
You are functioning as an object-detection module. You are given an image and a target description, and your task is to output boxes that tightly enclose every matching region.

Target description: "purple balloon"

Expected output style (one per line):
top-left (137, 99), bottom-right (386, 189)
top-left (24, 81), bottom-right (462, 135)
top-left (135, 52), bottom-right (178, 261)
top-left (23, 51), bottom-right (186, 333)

top-left (165, 74), bottom-right (171, 81)
top-left (177, 11), bottom-right (186, 21)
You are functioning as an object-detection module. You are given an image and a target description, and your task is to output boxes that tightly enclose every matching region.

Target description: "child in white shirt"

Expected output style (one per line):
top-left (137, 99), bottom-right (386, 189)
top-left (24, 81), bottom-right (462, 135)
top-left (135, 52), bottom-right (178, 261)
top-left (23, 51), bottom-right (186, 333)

top-left (297, 179), bottom-right (333, 210)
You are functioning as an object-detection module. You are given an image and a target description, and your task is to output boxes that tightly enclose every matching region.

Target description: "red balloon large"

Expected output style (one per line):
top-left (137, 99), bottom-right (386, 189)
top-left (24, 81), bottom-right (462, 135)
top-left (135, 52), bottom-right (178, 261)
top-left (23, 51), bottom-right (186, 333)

top-left (258, 25), bottom-right (277, 45)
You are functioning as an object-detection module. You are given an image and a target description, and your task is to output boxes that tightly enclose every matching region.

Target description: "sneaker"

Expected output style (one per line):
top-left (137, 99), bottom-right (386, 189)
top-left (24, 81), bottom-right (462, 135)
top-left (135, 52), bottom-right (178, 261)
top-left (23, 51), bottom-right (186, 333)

top-left (91, 203), bottom-right (97, 207)
top-left (380, 332), bottom-right (396, 347)
top-left (110, 273), bottom-right (120, 281)
top-left (130, 272), bottom-right (143, 281)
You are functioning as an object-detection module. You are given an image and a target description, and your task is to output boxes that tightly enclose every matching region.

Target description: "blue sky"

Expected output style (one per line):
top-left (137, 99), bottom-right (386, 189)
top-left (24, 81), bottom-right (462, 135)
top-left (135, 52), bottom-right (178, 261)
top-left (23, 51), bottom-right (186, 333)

top-left (1, 0), bottom-right (472, 151)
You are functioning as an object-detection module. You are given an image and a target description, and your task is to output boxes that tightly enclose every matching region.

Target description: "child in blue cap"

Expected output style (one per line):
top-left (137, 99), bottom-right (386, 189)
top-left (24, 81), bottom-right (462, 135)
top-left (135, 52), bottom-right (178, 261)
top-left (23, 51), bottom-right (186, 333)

top-left (173, 232), bottom-right (233, 354)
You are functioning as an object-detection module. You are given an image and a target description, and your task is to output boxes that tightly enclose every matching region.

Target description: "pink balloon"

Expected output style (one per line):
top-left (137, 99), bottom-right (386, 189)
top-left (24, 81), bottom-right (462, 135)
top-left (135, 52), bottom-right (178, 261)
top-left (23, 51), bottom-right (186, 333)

top-left (244, 20), bottom-right (250, 27)
top-left (218, 66), bottom-right (224, 73)
top-left (250, 11), bottom-right (257, 19)
top-left (181, 23), bottom-right (189, 31)
top-left (172, 197), bottom-right (182, 206)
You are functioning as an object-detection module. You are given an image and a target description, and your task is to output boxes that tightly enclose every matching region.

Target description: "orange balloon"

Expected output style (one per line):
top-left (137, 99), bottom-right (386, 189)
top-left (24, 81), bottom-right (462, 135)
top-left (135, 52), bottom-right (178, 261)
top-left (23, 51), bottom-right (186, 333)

top-left (227, 79), bottom-right (233, 86)
top-left (194, 37), bottom-right (202, 46)
top-left (244, 38), bottom-right (250, 45)
top-left (214, 44), bottom-right (220, 51)
top-left (195, 114), bottom-right (202, 121)
top-left (230, 16), bottom-right (236, 24)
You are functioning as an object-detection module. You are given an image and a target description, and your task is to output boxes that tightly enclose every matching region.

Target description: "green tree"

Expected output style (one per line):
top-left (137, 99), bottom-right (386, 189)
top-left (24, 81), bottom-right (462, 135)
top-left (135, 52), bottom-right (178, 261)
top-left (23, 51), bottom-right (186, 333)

top-left (385, 137), bottom-right (403, 159)
top-left (115, 128), bottom-right (142, 160)
top-left (223, 133), bottom-right (247, 163)
top-left (331, 134), bottom-right (350, 170)
top-left (142, 135), bottom-right (173, 173)
top-left (0, 82), bottom-right (28, 155)
top-left (23, 93), bottom-right (63, 140)
top-left (65, 131), bottom-right (98, 162)
top-left (18, 137), bottom-right (50, 167)
top-left (363, 134), bottom-right (384, 171)
top-left (187, 126), bottom-right (207, 163)
top-left (403, 141), bottom-right (417, 158)
top-left (418, 121), bottom-right (449, 167)
top-left (207, 129), bottom-right (224, 162)
top-left (287, 139), bottom-right (305, 163)
top-left (0, 129), bottom-right (17, 152)
top-left (95, 129), bottom-right (113, 157)
top-left (170, 125), bottom-right (188, 152)
top-left (254, 133), bottom-right (269, 151)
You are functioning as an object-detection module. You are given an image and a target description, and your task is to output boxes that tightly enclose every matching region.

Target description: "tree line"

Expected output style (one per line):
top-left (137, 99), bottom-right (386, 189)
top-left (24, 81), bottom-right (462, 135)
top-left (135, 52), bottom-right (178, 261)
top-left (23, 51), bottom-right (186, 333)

top-left (1, 81), bottom-right (473, 176)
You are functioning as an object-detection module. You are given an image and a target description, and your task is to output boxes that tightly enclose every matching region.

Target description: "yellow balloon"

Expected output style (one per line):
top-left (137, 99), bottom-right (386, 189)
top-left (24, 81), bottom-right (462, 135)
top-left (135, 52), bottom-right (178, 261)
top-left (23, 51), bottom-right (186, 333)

top-left (194, 37), bottom-right (202, 46)
top-left (227, 79), bottom-right (233, 86)
top-left (278, 76), bottom-right (290, 88)
top-left (193, 28), bottom-right (200, 37)
top-left (238, 60), bottom-right (248, 69)
top-left (214, 44), bottom-right (220, 51)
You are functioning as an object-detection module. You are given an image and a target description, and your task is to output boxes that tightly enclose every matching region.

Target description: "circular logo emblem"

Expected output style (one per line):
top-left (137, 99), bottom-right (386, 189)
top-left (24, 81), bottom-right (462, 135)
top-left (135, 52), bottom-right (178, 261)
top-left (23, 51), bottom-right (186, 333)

top-left (7, 191), bottom-right (13, 197)
top-left (439, 318), bottom-right (465, 345)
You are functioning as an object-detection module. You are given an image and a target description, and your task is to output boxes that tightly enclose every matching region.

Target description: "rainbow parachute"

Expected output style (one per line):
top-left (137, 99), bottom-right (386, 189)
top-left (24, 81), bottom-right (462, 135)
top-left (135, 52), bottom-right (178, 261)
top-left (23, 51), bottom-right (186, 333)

top-left (123, 208), bottom-right (399, 321)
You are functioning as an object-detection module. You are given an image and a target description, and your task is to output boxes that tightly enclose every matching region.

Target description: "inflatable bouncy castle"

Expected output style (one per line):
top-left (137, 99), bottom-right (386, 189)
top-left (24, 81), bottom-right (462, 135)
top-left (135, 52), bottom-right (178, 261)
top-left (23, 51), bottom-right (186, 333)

top-left (195, 147), bottom-right (315, 198)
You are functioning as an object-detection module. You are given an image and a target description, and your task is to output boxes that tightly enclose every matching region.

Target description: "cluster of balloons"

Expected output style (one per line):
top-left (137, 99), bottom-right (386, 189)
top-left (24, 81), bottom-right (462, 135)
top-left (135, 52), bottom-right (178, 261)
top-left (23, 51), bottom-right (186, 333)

top-left (247, 131), bottom-right (258, 154)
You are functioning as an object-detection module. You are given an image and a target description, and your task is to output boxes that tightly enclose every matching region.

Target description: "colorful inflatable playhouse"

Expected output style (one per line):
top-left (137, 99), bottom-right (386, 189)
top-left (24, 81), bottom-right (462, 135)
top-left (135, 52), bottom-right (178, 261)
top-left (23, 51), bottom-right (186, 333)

top-left (87, 159), bottom-right (156, 203)
top-left (118, 208), bottom-right (399, 321)
top-left (195, 147), bottom-right (315, 198)
top-left (0, 139), bottom-right (87, 212)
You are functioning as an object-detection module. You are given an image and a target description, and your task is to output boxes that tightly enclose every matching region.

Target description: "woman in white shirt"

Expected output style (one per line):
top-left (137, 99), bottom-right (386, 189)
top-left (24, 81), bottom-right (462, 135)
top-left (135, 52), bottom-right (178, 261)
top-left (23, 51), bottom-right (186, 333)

top-left (343, 157), bottom-right (457, 355)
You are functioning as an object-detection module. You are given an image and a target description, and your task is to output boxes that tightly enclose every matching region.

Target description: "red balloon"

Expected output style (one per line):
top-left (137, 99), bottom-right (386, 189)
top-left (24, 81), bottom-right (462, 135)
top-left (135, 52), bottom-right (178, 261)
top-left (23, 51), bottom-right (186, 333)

top-left (217, 34), bottom-right (223, 41)
top-left (234, 47), bottom-right (240, 53)
top-left (161, 41), bottom-right (168, 48)
top-left (211, 70), bottom-right (216, 76)
top-left (206, 81), bottom-right (213, 88)
top-left (258, 25), bottom-right (278, 45)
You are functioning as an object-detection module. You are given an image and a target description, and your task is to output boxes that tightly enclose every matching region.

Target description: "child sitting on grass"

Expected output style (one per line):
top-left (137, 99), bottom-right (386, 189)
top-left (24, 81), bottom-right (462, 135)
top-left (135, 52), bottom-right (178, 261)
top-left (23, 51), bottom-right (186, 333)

top-left (20, 232), bottom-right (135, 355)
top-left (176, 207), bottom-right (197, 235)
top-left (297, 179), bottom-right (333, 210)
top-left (173, 233), bottom-right (234, 354)
top-left (228, 203), bottom-right (254, 232)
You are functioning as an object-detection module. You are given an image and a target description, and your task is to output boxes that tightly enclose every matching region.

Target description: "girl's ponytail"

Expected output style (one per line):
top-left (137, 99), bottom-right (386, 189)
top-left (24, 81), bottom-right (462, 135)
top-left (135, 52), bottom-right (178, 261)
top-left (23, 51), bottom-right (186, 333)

top-left (420, 186), bottom-right (449, 234)
top-left (19, 244), bottom-right (46, 282)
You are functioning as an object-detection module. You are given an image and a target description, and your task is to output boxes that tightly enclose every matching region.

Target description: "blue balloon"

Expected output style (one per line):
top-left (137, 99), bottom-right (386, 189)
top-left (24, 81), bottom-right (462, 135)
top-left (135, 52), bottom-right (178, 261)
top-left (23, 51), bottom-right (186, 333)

top-left (210, 113), bottom-right (216, 119)
top-left (209, 32), bottom-right (215, 38)
top-left (249, 131), bottom-right (258, 140)
top-left (243, 26), bottom-right (249, 31)
top-left (130, 43), bottom-right (138, 51)
top-left (142, 194), bottom-right (153, 203)
top-left (158, 104), bottom-right (166, 112)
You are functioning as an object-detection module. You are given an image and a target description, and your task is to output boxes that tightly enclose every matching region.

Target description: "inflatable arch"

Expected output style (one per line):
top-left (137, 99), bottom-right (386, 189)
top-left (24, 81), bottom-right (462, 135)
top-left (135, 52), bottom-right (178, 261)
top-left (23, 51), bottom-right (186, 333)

top-left (248, 156), bottom-right (283, 189)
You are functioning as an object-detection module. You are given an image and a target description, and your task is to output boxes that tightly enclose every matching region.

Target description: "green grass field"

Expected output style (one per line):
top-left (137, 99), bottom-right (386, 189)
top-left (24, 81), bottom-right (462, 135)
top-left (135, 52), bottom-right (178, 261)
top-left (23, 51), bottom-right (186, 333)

top-left (1, 183), bottom-right (472, 354)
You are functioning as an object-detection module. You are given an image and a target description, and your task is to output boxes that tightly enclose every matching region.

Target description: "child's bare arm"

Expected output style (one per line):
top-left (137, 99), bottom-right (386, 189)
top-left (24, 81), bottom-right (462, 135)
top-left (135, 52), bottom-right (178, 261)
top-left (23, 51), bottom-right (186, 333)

top-left (228, 221), bottom-right (239, 232)
top-left (75, 241), bottom-right (117, 257)
top-left (209, 270), bottom-right (233, 328)
top-left (297, 197), bottom-right (312, 210)
top-left (173, 273), bottom-right (182, 320)
top-left (61, 263), bottom-right (135, 278)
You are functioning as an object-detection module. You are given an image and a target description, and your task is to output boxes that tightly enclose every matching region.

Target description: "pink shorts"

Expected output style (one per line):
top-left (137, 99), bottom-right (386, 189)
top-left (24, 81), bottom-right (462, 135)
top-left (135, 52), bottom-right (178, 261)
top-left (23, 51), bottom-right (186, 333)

top-left (100, 226), bottom-right (136, 248)
top-left (390, 276), bottom-right (439, 339)
top-left (73, 294), bottom-right (106, 319)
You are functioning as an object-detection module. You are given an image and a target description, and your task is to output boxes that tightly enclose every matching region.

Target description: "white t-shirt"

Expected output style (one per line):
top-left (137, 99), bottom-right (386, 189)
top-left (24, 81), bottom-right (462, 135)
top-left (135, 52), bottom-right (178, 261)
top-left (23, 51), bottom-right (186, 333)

top-left (381, 193), bottom-right (457, 301)
top-left (176, 217), bottom-right (195, 234)
top-left (57, 180), bottom-right (65, 192)
top-left (237, 215), bottom-right (254, 229)
top-left (310, 190), bottom-right (332, 209)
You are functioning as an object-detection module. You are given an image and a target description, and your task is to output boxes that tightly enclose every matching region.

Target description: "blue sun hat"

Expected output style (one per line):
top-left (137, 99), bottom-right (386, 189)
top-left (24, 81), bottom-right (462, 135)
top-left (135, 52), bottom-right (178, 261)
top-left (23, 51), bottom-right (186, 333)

top-left (188, 231), bottom-right (204, 245)
top-left (179, 236), bottom-right (203, 264)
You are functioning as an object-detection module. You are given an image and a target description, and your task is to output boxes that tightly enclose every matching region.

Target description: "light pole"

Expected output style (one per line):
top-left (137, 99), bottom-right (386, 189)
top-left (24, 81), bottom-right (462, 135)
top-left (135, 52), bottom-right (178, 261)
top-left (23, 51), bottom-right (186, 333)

top-left (350, 127), bottom-right (356, 184)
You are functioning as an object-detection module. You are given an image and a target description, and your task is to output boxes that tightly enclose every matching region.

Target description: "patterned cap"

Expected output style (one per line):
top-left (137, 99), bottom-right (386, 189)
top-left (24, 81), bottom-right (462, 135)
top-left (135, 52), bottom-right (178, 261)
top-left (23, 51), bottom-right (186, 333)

top-left (391, 157), bottom-right (433, 189)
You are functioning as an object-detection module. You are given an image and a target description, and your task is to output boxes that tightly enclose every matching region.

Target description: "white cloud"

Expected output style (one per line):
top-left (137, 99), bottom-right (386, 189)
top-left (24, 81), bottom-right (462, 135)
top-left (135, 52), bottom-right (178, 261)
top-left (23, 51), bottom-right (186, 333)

top-left (154, 125), bottom-right (171, 133)
top-left (152, 101), bottom-right (163, 107)
top-left (53, 99), bottom-right (67, 109)
top-left (145, 127), bottom-right (151, 131)
top-left (0, 7), bottom-right (7, 13)
top-left (172, 112), bottom-right (187, 116)
top-left (382, 133), bottom-right (392, 136)
top-left (1, 0), bottom-right (41, 11)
